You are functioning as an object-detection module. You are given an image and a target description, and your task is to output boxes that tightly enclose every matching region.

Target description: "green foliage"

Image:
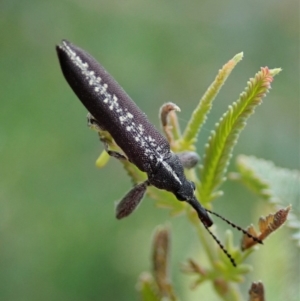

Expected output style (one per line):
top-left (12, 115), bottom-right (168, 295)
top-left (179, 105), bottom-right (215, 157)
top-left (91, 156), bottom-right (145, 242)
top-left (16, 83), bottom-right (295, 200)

top-left (180, 53), bottom-right (244, 149)
top-left (1, 1), bottom-right (298, 300)
top-left (198, 67), bottom-right (279, 205)
top-left (230, 155), bottom-right (300, 248)
top-left (94, 54), bottom-right (290, 300)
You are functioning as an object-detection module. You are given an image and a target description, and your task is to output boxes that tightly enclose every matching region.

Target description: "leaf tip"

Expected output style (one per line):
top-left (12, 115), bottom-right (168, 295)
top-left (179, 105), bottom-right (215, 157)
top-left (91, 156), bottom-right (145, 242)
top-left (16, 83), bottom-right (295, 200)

top-left (95, 151), bottom-right (110, 168)
top-left (269, 68), bottom-right (282, 76)
top-left (233, 52), bottom-right (244, 63)
top-left (241, 206), bottom-right (291, 250)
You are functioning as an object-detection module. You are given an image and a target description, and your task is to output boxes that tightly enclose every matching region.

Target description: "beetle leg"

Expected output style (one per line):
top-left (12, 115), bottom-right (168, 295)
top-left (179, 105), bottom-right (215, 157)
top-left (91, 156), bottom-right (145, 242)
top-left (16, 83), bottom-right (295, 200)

top-left (115, 180), bottom-right (150, 219)
top-left (87, 112), bottom-right (104, 131)
top-left (102, 140), bottom-right (127, 161)
top-left (87, 113), bottom-right (128, 161)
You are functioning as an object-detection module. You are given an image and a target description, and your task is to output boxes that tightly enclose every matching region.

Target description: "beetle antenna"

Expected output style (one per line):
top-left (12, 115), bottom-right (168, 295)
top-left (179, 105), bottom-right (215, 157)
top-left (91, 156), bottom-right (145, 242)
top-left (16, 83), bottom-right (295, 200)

top-left (205, 209), bottom-right (263, 244)
top-left (203, 224), bottom-right (237, 267)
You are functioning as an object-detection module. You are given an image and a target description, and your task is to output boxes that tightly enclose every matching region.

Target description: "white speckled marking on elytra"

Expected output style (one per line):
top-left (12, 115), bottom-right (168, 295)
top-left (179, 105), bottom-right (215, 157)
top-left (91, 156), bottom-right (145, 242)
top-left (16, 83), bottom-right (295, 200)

top-left (59, 41), bottom-right (173, 165)
top-left (162, 161), bottom-right (182, 184)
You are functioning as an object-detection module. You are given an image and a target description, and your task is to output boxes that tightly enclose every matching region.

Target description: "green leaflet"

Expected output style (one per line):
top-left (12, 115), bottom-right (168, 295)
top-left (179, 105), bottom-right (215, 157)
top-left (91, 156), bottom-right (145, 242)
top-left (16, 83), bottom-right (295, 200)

top-left (180, 53), bottom-right (243, 150)
top-left (198, 68), bottom-right (278, 204)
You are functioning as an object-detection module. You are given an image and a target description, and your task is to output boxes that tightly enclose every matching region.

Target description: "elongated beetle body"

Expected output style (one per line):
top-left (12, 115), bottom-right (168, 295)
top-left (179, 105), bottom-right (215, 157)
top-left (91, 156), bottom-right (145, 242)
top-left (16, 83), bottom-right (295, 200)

top-left (56, 40), bottom-right (262, 266)
top-left (56, 40), bottom-right (212, 226)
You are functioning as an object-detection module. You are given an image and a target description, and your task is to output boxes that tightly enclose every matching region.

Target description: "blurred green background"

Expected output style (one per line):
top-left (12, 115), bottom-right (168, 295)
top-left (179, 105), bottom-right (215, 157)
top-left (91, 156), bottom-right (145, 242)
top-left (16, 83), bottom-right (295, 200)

top-left (0, 1), bottom-right (299, 300)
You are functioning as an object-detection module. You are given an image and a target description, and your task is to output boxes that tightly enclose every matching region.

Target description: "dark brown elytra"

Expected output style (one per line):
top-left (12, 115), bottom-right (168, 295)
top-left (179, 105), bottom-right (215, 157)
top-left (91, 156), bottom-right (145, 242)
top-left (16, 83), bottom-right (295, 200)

top-left (56, 40), bottom-right (262, 266)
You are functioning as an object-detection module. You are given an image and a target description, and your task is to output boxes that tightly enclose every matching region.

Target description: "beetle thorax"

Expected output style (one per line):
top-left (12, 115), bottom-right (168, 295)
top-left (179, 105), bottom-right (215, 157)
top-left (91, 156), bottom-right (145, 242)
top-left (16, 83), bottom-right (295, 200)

top-left (148, 152), bottom-right (195, 202)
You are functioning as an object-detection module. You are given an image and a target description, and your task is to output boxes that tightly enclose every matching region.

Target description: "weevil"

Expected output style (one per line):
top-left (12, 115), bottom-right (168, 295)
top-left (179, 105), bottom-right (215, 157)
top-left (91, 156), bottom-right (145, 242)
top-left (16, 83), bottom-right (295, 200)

top-left (56, 40), bottom-right (262, 266)
top-left (56, 40), bottom-right (212, 226)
